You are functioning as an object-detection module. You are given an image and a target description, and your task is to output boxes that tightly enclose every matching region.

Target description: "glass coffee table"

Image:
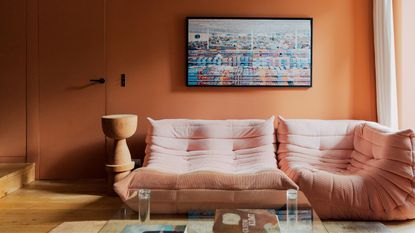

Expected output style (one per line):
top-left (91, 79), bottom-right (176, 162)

top-left (99, 191), bottom-right (328, 233)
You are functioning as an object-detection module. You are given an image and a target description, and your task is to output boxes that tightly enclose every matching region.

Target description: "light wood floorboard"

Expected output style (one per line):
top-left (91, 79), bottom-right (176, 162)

top-left (0, 180), bottom-right (122, 233)
top-left (0, 180), bottom-right (414, 233)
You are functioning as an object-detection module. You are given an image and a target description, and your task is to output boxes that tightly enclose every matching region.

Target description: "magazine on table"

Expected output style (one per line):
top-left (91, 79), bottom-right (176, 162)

top-left (213, 209), bottom-right (280, 233)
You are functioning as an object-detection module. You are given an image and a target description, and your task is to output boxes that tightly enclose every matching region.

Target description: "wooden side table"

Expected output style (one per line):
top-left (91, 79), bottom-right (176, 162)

top-left (102, 114), bottom-right (137, 195)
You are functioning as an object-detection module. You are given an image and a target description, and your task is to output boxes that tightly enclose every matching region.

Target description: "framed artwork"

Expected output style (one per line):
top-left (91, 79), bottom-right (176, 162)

top-left (186, 17), bottom-right (312, 87)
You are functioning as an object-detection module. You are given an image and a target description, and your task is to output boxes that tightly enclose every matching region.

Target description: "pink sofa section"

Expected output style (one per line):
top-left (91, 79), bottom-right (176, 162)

top-left (114, 169), bottom-right (296, 213)
top-left (114, 116), bottom-right (298, 213)
top-left (277, 116), bottom-right (415, 220)
top-left (143, 116), bottom-right (280, 174)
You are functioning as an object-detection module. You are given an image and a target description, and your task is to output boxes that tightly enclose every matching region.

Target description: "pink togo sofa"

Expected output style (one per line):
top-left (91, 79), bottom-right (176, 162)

top-left (277, 116), bottom-right (415, 220)
top-left (114, 116), bottom-right (298, 213)
top-left (114, 116), bottom-right (415, 220)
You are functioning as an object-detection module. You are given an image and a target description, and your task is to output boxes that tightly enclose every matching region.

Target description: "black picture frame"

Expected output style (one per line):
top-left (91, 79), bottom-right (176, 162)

top-left (186, 17), bottom-right (313, 87)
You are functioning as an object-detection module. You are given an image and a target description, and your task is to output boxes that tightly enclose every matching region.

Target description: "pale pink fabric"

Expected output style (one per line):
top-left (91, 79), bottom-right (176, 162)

top-left (114, 169), bottom-right (296, 213)
top-left (114, 116), bottom-right (298, 213)
top-left (116, 188), bottom-right (288, 214)
top-left (277, 116), bottom-right (415, 220)
top-left (144, 116), bottom-right (279, 174)
top-left (116, 168), bottom-right (296, 191)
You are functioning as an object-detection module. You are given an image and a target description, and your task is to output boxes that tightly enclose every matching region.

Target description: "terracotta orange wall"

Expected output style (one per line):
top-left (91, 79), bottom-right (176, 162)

top-left (394, 0), bottom-right (415, 130)
top-left (0, 0), bottom-right (27, 162)
top-left (0, 0), bottom-right (377, 175)
top-left (105, 0), bottom-right (377, 158)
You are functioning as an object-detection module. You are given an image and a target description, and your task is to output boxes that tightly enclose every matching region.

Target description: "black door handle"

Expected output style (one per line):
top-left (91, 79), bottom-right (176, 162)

top-left (89, 78), bottom-right (105, 84)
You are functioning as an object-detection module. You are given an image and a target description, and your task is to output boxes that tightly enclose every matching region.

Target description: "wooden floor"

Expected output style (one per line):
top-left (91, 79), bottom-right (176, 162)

top-left (0, 180), bottom-right (122, 233)
top-left (0, 180), bottom-right (414, 233)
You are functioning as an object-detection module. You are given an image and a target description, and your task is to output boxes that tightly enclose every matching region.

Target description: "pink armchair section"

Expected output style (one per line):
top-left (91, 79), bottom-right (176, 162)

top-left (114, 116), bottom-right (298, 213)
top-left (277, 116), bottom-right (415, 220)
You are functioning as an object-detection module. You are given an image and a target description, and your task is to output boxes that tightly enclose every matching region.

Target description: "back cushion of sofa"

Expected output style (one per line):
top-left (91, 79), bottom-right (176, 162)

top-left (349, 122), bottom-right (415, 208)
top-left (351, 122), bottom-right (414, 172)
top-left (144, 116), bottom-right (277, 174)
top-left (277, 116), bottom-right (363, 173)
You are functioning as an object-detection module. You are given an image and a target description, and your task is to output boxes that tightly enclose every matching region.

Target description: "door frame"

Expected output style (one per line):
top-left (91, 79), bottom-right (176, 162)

top-left (26, 0), bottom-right (40, 179)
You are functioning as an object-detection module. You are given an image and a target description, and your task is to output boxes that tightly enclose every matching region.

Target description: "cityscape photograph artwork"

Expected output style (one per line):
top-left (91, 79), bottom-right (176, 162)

top-left (187, 18), bottom-right (312, 87)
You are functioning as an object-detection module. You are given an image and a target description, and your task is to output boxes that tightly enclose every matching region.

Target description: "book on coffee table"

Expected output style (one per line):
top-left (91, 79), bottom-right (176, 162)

top-left (212, 209), bottom-right (280, 233)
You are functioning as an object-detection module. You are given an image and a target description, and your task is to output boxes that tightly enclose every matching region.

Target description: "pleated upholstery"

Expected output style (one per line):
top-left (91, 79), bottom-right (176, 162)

top-left (144, 116), bottom-right (280, 174)
top-left (115, 168), bottom-right (297, 191)
top-left (114, 167), bottom-right (298, 213)
top-left (114, 116), bottom-right (298, 213)
top-left (277, 116), bottom-right (415, 220)
top-left (278, 117), bottom-right (361, 178)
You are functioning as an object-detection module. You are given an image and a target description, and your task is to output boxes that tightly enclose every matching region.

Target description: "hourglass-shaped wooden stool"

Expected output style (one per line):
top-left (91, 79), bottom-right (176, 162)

top-left (102, 114), bottom-right (137, 195)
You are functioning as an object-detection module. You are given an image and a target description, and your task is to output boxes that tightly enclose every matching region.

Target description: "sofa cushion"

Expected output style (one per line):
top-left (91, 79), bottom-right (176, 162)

top-left (277, 116), bottom-right (363, 176)
top-left (117, 189), bottom-right (288, 214)
top-left (144, 116), bottom-right (279, 174)
top-left (116, 167), bottom-right (298, 191)
top-left (147, 117), bottom-right (275, 139)
top-left (113, 168), bottom-right (298, 213)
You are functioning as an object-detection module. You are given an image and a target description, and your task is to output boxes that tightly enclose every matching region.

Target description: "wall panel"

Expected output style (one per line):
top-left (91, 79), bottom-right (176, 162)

top-left (0, 0), bottom-right (27, 161)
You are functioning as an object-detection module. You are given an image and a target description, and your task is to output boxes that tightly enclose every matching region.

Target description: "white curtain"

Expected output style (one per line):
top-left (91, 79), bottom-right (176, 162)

top-left (373, 0), bottom-right (398, 129)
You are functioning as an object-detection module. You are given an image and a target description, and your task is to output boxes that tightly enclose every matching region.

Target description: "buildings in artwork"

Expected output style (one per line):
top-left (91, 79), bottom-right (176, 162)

top-left (188, 19), bottom-right (312, 86)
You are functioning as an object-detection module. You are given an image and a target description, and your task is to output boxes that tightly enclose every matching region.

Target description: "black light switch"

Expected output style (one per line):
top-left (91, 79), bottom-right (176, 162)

top-left (121, 74), bottom-right (126, 87)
